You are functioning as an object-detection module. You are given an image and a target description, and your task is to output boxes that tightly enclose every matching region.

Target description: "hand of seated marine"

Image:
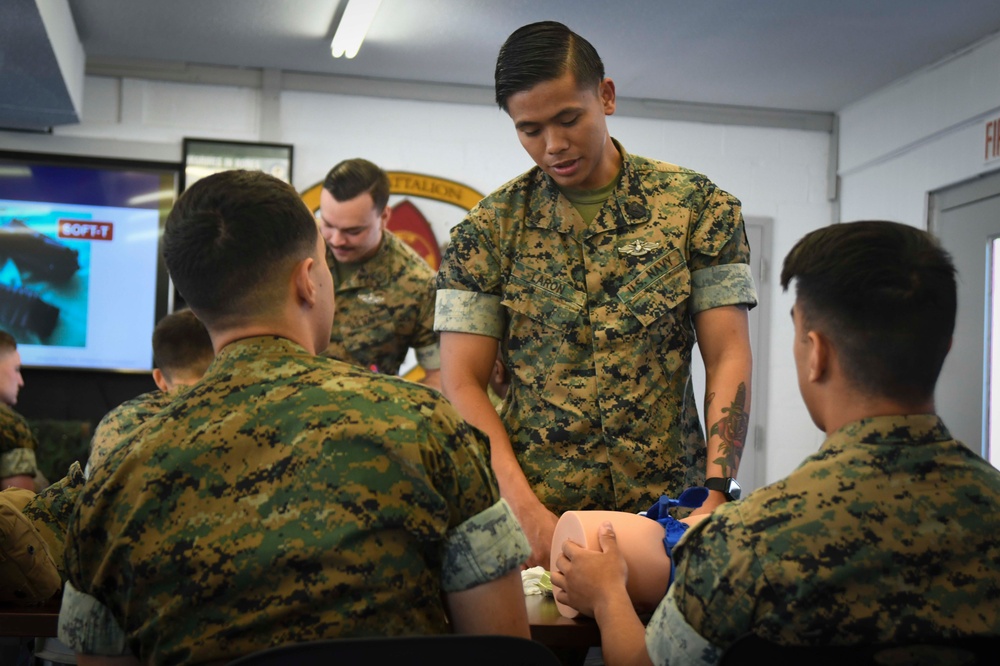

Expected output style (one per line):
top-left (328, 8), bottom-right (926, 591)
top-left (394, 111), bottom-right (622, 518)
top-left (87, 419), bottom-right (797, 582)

top-left (550, 521), bottom-right (630, 619)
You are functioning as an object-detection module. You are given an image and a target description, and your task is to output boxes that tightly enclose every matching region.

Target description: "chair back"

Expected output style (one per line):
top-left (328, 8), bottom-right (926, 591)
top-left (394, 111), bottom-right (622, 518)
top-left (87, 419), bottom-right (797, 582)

top-left (720, 632), bottom-right (1000, 666)
top-left (225, 634), bottom-right (563, 666)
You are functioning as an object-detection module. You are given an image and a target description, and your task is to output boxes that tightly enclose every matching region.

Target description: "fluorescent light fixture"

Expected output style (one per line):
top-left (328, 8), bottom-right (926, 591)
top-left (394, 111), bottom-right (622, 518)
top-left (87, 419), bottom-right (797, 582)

top-left (127, 189), bottom-right (177, 206)
top-left (331, 0), bottom-right (382, 59)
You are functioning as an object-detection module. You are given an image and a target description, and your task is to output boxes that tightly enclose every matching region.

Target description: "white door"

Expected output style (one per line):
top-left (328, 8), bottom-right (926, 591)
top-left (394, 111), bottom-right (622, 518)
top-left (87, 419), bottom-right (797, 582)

top-left (929, 168), bottom-right (1000, 463)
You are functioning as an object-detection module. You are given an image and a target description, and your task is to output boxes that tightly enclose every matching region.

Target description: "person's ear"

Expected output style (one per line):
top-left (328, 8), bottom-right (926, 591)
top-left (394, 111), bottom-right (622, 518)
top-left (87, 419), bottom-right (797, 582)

top-left (152, 368), bottom-right (170, 392)
top-left (599, 78), bottom-right (616, 116)
top-left (807, 330), bottom-right (829, 383)
top-left (294, 256), bottom-right (318, 307)
top-left (379, 205), bottom-right (391, 230)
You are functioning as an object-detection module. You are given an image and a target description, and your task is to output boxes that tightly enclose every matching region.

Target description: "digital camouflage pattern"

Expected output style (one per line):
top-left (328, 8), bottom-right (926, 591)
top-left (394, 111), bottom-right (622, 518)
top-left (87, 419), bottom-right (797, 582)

top-left (324, 230), bottom-right (440, 376)
top-left (649, 414), bottom-right (1000, 665)
top-left (87, 389), bottom-right (177, 474)
top-left (63, 336), bottom-right (528, 665)
top-left (0, 403), bottom-right (37, 478)
top-left (436, 141), bottom-right (757, 514)
top-left (21, 459), bottom-right (85, 578)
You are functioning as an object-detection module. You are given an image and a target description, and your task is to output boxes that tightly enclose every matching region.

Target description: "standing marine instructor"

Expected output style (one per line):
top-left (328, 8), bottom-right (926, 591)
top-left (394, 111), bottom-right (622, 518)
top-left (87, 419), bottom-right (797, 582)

top-left (435, 21), bottom-right (757, 566)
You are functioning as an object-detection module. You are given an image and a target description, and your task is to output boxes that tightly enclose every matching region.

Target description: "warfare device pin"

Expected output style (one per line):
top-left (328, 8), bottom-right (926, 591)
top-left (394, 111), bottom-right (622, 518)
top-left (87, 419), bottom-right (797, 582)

top-left (617, 240), bottom-right (660, 257)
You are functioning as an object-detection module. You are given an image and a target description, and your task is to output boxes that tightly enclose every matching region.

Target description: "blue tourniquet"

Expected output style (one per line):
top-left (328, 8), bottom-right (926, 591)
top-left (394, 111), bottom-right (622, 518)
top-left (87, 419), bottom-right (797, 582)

top-left (642, 487), bottom-right (709, 587)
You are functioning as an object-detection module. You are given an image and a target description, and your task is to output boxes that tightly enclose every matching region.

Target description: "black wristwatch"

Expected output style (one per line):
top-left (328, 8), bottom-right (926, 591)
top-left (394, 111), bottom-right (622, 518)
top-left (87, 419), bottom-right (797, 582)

top-left (704, 477), bottom-right (741, 501)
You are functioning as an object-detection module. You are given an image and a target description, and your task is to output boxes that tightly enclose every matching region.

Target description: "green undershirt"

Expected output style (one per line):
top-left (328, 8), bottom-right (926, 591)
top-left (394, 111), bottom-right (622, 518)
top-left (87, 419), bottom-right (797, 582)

top-left (558, 168), bottom-right (622, 224)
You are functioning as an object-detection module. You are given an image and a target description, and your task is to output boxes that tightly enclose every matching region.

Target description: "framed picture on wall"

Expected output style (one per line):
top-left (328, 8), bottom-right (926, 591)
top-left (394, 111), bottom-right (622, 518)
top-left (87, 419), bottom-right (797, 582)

top-left (182, 138), bottom-right (294, 192)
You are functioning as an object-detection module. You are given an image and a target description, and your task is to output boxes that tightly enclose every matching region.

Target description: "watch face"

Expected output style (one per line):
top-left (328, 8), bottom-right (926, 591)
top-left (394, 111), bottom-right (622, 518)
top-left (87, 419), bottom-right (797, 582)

top-left (706, 477), bottom-right (741, 500)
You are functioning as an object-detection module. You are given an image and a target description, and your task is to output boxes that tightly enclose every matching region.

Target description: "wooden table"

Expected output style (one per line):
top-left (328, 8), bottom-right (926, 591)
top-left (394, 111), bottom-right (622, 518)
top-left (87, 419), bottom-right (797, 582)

top-left (525, 594), bottom-right (601, 666)
top-left (525, 594), bottom-right (600, 648)
top-left (0, 598), bottom-right (60, 638)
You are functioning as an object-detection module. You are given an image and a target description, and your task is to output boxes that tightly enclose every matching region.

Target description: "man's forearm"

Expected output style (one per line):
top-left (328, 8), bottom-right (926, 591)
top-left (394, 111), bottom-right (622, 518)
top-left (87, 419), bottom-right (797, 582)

top-left (703, 377), bottom-right (751, 479)
top-left (1, 474), bottom-right (35, 490)
top-left (442, 377), bottom-right (534, 503)
top-left (593, 590), bottom-right (654, 666)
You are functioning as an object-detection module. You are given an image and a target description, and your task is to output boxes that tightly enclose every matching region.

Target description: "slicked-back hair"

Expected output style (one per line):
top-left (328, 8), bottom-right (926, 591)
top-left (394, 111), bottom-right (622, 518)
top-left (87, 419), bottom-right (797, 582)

top-left (152, 309), bottom-right (214, 381)
top-left (0, 330), bottom-right (16, 354)
top-left (162, 170), bottom-right (319, 326)
top-left (494, 21), bottom-right (605, 111)
top-left (322, 158), bottom-right (390, 212)
top-left (780, 220), bottom-right (957, 403)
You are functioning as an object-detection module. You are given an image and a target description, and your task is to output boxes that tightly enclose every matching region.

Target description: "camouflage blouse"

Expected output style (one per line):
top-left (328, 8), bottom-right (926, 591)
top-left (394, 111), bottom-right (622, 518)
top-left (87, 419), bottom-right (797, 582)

top-left (87, 389), bottom-right (176, 474)
top-left (436, 141), bottom-right (757, 513)
top-left (650, 414), bottom-right (1000, 664)
top-left (324, 230), bottom-right (440, 376)
top-left (62, 336), bottom-right (527, 664)
top-left (0, 403), bottom-right (37, 479)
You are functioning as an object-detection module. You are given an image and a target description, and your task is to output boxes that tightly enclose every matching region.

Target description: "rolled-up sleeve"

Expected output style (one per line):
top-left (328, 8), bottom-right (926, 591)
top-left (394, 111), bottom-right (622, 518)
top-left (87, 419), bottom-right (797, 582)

top-left (58, 581), bottom-right (131, 656)
top-left (689, 263), bottom-right (757, 315)
top-left (434, 290), bottom-right (505, 338)
top-left (440, 499), bottom-right (529, 592)
top-left (646, 585), bottom-right (723, 666)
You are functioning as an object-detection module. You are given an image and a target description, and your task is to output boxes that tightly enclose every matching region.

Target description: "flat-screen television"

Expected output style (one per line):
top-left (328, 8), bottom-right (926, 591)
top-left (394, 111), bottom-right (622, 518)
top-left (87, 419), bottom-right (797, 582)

top-left (0, 150), bottom-right (178, 372)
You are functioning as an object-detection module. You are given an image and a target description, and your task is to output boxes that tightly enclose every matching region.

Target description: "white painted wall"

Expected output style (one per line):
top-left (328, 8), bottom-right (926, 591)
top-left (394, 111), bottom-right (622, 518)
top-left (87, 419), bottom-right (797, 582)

top-left (837, 31), bottom-right (1000, 461)
top-left (839, 31), bottom-right (1000, 227)
top-left (0, 73), bottom-right (835, 485)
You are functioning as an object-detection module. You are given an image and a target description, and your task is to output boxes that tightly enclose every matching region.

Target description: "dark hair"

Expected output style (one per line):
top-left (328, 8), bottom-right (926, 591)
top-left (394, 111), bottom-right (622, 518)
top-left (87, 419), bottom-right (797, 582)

top-left (494, 21), bottom-right (605, 111)
top-left (0, 330), bottom-right (16, 353)
top-left (152, 309), bottom-right (213, 381)
top-left (322, 158), bottom-right (390, 212)
top-left (162, 170), bottom-right (318, 326)
top-left (780, 220), bottom-right (957, 402)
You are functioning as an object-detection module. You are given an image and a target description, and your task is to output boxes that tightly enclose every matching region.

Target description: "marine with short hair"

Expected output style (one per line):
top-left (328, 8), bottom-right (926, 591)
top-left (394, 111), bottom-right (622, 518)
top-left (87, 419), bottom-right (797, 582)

top-left (60, 169), bottom-right (530, 665)
top-left (86, 308), bottom-right (214, 475)
top-left (319, 158), bottom-right (441, 387)
top-left (552, 220), bottom-right (1000, 665)
top-left (436, 21), bottom-right (757, 567)
top-left (0, 330), bottom-right (37, 491)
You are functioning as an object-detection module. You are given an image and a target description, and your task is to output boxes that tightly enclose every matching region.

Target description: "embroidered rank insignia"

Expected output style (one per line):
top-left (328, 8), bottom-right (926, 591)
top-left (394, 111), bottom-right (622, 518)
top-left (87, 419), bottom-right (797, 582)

top-left (358, 292), bottom-right (385, 305)
top-left (617, 240), bottom-right (660, 257)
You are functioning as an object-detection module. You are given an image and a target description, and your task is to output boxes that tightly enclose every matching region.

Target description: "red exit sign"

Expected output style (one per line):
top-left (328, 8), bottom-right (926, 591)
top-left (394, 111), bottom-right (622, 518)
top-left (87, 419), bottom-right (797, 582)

top-left (58, 220), bottom-right (114, 240)
top-left (987, 115), bottom-right (1000, 163)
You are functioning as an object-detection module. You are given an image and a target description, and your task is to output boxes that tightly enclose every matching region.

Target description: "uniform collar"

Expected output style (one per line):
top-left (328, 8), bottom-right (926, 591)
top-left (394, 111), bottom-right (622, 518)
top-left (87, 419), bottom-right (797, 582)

top-left (213, 335), bottom-right (308, 369)
top-left (822, 413), bottom-right (953, 451)
top-left (525, 138), bottom-right (651, 238)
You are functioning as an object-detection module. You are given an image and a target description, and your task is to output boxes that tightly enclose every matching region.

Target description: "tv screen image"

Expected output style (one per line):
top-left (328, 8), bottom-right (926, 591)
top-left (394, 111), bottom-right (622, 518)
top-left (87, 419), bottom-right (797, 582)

top-left (0, 152), bottom-right (178, 372)
top-left (1, 212), bottom-right (92, 347)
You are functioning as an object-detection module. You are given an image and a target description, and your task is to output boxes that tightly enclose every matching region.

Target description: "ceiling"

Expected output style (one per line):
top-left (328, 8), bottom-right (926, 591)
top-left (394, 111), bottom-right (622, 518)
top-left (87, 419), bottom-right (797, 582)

top-left (5, 0), bottom-right (1000, 131)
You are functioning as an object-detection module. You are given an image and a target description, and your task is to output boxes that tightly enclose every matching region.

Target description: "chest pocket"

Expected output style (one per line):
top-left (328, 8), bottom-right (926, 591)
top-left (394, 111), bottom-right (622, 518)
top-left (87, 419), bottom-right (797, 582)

top-left (501, 265), bottom-right (589, 389)
top-left (616, 248), bottom-right (692, 377)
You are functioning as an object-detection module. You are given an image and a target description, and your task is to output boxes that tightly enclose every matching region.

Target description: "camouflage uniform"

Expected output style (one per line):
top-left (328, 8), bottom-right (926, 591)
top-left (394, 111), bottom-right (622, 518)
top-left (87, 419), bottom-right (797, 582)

top-left (0, 403), bottom-right (37, 480)
top-left (435, 141), bottom-right (757, 514)
top-left (60, 336), bottom-right (529, 665)
top-left (648, 414), bottom-right (1000, 664)
top-left (324, 230), bottom-right (440, 376)
top-left (87, 389), bottom-right (176, 475)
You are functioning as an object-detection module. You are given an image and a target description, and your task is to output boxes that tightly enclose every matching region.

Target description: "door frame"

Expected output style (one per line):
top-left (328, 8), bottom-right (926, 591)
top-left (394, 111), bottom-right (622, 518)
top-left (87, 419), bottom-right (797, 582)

top-left (928, 167), bottom-right (1000, 459)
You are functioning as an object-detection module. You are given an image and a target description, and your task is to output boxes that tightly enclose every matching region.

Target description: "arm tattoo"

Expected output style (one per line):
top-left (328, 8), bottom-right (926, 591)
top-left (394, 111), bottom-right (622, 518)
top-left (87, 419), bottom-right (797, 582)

top-left (709, 382), bottom-right (748, 477)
